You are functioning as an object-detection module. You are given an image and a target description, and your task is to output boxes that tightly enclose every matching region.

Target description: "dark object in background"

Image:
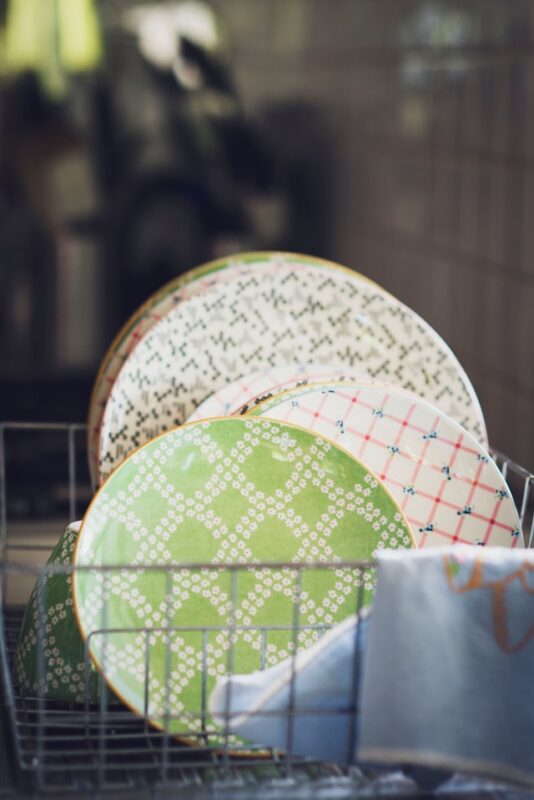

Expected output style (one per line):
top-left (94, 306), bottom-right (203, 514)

top-left (257, 102), bottom-right (334, 259)
top-left (0, 71), bottom-right (105, 425)
top-left (0, 198), bottom-right (56, 377)
top-left (0, 18), bottom-right (280, 421)
top-left (0, 74), bottom-right (64, 381)
top-left (0, 3), bottom-right (332, 430)
top-left (104, 31), bottom-right (277, 324)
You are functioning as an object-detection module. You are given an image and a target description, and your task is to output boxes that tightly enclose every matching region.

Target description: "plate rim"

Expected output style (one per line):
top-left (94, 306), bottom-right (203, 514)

top-left (96, 263), bottom-right (487, 485)
top-left (244, 380), bottom-right (521, 549)
top-left (188, 364), bottom-right (373, 422)
top-left (74, 415), bottom-right (414, 741)
top-left (87, 251), bottom-right (383, 482)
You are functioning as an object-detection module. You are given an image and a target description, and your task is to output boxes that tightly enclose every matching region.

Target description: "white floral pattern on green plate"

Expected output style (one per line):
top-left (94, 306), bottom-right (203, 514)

top-left (15, 522), bottom-right (102, 703)
top-left (75, 417), bottom-right (413, 740)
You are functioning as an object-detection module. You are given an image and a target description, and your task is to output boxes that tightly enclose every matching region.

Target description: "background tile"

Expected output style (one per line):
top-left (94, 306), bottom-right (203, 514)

top-left (217, 0), bottom-right (534, 464)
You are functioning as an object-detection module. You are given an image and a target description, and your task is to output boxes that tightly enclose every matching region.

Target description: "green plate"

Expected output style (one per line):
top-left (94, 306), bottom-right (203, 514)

top-left (74, 417), bottom-right (413, 739)
top-left (15, 523), bottom-right (102, 703)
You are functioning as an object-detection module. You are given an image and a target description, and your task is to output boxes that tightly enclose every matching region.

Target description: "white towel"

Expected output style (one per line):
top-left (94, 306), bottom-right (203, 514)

top-left (358, 546), bottom-right (534, 787)
top-left (209, 611), bottom-right (369, 762)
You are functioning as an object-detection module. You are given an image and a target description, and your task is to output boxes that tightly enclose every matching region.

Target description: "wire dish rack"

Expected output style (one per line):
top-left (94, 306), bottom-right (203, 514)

top-left (0, 422), bottom-right (533, 799)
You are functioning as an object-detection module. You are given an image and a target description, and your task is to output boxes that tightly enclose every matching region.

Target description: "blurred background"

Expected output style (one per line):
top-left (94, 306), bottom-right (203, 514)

top-left (0, 0), bottom-right (532, 473)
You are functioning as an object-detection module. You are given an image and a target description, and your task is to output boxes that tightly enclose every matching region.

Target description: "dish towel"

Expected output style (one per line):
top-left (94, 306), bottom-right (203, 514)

top-left (358, 546), bottom-right (534, 787)
top-left (209, 611), bottom-right (369, 762)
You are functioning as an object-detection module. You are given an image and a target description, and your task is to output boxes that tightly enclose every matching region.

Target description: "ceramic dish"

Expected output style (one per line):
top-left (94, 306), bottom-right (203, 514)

top-left (15, 522), bottom-right (102, 703)
top-left (98, 264), bottom-right (487, 482)
top-left (247, 382), bottom-right (522, 549)
top-left (88, 252), bottom-right (379, 484)
top-left (87, 260), bottom-right (225, 484)
top-left (187, 364), bottom-right (370, 421)
top-left (74, 417), bottom-right (413, 739)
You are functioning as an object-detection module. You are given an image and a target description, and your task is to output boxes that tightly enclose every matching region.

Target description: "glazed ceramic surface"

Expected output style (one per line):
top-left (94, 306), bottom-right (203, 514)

top-left (87, 260), bottom-right (225, 483)
top-left (75, 417), bottom-right (413, 738)
top-left (249, 383), bottom-right (522, 549)
top-left (15, 523), bottom-right (102, 703)
top-left (88, 253), bottom-right (378, 484)
top-left (187, 364), bottom-right (370, 421)
top-left (98, 265), bottom-right (487, 481)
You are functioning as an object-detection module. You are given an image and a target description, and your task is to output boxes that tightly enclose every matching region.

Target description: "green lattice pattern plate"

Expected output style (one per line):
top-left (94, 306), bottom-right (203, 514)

top-left (15, 523), bottom-right (102, 703)
top-left (74, 417), bottom-right (413, 740)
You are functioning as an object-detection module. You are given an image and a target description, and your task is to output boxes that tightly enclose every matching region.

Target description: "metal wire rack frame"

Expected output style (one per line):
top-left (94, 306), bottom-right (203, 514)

top-left (0, 421), bottom-right (533, 798)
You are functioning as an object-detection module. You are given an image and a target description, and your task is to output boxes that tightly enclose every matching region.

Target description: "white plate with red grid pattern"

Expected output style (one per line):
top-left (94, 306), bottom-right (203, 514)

top-left (246, 382), bottom-right (522, 549)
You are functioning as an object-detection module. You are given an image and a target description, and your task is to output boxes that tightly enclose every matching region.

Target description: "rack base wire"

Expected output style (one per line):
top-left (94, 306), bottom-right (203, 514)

top-left (0, 422), bottom-right (532, 798)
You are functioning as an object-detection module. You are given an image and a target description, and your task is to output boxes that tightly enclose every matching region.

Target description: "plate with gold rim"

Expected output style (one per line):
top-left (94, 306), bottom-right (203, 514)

top-left (98, 261), bottom-right (487, 483)
top-left (187, 363), bottom-right (373, 421)
top-left (75, 416), bottom-right (413, 740)
top-left (247, 382), bottom-right (521, 549)
top-left (88, 252), bottom-right (380, 484)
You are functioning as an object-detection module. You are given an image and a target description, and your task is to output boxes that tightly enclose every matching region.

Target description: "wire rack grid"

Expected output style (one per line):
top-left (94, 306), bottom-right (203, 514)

top-left (0, 421), bottom-right (533, 799)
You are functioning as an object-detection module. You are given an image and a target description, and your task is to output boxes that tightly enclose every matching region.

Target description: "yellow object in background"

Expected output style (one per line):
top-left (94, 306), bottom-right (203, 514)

top-left (3, 0), bottom-right (51, 73)
top-left (1, 0), bottom-right (102, 96)
top-left (57, 0), bottom-right (102, 73)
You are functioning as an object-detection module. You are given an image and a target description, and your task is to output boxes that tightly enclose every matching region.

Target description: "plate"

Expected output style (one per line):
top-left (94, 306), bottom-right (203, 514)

top-left (98, 264), bottom-right (487, 482)
top-left (88, 252), bottom-right (378, 484)
top-left (74, 417), bottom-right (413, 738)
top-left (187, 364), bottom-right (370, 421)
top-left (87, 259), bottom-right (225, 483)
top-left (15, 522), bottom-right (102, 703)
top-left (248, 382), bottom-right (522, 548)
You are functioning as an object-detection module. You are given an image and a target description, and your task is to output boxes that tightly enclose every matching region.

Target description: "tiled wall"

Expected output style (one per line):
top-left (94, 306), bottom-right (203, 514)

top-left (215, 0), bottom-right (534, 467)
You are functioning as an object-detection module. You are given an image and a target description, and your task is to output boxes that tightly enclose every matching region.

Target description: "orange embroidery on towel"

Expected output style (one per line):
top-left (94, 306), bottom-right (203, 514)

top-left (444, 557), bottom-right (534, 653)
